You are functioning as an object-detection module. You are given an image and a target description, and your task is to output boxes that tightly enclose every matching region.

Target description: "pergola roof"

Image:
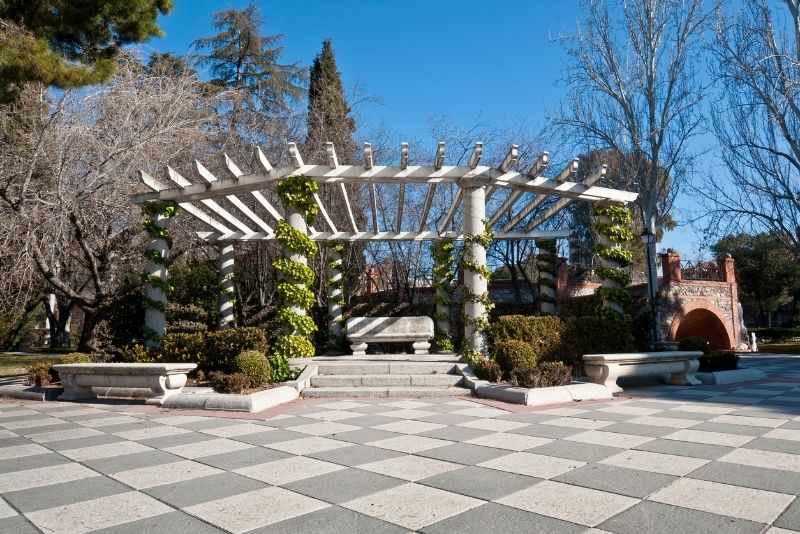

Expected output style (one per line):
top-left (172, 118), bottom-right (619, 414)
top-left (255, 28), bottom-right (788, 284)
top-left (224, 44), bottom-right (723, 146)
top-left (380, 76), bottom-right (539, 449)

top-left (133, 142), bottom-right (637, 243)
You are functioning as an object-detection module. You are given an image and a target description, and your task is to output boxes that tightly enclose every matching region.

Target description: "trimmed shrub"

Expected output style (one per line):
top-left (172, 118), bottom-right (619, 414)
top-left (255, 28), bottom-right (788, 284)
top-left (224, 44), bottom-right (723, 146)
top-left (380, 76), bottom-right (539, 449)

top-left (699, 351), bottom-right (739, 372)
top-left (678, 336), bottom-right (710, 354)
top-left (158, 331), bottom-right (205, 366)
top-left (748, 327), bottom-right (800, 344)
top-left (27, 360), bottom-right (55, 387)
top-left (120, 344), bottom-right (157, 363)
top-left (559, 294), bottom-right (602, 318)
top-left (209, 372), bottom-right (251, 394)
top-left (493, 340), bottom-right (537, 376)
top-left (472, 356), bottom-right (502, 383)
top-left (61, 353), bottom-right (92, 364)
top-left (159, 327), bottom-right (268, 373)
top-left (562, 315), bottom-right (635, 369)
top-left (510, 361), bottom-right (573, 388)
top-left (489, 315), bottom-right (565, 361)
top-left (234, 350), bottom-right (271, 387)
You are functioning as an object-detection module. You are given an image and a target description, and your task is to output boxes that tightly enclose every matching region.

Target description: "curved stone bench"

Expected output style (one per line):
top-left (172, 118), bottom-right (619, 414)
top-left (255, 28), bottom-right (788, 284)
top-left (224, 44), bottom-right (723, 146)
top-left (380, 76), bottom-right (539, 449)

top-left (53, 363), bottom-right (196, 405)
top-left (346, 316), bottom-right (434, 356)
top-left (583, 351), bottom-right (702, 394)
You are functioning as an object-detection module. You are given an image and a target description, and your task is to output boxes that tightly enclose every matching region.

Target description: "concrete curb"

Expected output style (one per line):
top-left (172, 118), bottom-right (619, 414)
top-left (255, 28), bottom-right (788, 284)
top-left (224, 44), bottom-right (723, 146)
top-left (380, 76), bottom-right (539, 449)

top-left (161, 385), bottom-right (299, 412)
top-left (696, 368), bottom-right (768, 385)
top-left (0, 385), bottom-right (60, 401)
top-left (457, 365), bottom-right (613, 406)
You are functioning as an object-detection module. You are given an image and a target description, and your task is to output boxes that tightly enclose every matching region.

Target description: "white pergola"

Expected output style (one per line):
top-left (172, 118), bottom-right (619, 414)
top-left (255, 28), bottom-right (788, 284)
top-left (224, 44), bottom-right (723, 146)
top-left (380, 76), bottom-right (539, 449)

top-left (134, 141), bottom-right (637, 351)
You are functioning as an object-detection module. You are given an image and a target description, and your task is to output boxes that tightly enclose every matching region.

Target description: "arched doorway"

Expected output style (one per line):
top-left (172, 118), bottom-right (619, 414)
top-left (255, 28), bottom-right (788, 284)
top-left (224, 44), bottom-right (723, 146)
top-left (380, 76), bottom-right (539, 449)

top-left (670, 304), bottom-right (734, 350)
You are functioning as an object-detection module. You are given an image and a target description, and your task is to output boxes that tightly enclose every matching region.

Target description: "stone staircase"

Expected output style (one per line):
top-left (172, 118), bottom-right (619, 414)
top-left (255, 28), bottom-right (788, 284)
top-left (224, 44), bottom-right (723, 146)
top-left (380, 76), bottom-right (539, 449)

top-left (301, 360), bottom-right (473, 398)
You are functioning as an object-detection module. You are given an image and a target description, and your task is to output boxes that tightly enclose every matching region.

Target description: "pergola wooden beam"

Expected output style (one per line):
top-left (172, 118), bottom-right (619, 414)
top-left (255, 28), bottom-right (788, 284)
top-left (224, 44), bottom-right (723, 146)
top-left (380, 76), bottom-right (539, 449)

top-left (419, 142), bottom-right (445, 231)
top-left (524, 164), bottom-right (608, 231)
top-left (488, 151), bottom-right (550, 227)
top-left (167, 166), bottom-right (253, 233)
top-left (140, 171), bottom-right (233, 234)
top-left (325, 142), bottom-right (358, 232)
top-left (364, 142), bottom-right (379, 233)
top-left (195, 160), bottom-right (272, 233)
top-left (196, 229), bottom-right (572, 242)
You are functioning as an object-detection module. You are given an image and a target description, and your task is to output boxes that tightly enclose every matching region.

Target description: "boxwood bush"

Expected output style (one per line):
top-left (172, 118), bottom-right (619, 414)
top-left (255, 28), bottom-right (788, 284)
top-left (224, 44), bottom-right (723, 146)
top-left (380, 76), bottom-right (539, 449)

top-left (234, 350), bottom-right (271, 386)
top-left (493, 340), bottom-right (537, 375)
top-left (488, 315), bottom-right (565, 361)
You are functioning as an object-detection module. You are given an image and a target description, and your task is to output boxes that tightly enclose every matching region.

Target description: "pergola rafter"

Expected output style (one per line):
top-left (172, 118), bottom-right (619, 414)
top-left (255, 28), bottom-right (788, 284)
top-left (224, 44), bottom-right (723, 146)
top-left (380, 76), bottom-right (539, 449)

top-left (134, 140), bottom-right (637, 352)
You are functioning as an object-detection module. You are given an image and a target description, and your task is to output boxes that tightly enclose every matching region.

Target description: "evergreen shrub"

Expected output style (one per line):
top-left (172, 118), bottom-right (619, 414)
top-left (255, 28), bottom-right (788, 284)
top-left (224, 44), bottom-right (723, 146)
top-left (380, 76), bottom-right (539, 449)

top-left (493, 340), bottom-right (538, 375)
top-left (234, 350), bottom-right (271, 386)
top-left (488, 315), bottom-right (565, 361)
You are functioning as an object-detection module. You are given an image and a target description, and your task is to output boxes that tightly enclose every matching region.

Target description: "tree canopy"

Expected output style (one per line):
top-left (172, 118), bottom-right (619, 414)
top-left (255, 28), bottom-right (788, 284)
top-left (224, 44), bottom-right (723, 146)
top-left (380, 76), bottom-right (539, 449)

top-left (0, 0), bottom-right (172, 102)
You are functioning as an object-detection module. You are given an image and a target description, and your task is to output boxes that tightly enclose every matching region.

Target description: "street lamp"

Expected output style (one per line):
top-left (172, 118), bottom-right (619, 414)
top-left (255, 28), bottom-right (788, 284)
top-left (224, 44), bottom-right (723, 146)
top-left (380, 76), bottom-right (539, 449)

top-left (640, 229), bottom-right (658, 349)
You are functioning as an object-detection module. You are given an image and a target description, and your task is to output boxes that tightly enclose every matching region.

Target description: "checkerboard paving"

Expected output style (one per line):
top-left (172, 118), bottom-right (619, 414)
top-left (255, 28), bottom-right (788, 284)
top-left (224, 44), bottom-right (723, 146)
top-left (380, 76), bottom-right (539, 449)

top-left (0, 354), bottom-right (799, 533)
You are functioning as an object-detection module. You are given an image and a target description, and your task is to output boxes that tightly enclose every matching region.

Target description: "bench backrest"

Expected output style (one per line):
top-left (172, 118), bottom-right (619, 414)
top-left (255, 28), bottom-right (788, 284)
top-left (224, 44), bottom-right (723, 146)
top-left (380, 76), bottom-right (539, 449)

top-left (346, 316), bottom-right (434, 338)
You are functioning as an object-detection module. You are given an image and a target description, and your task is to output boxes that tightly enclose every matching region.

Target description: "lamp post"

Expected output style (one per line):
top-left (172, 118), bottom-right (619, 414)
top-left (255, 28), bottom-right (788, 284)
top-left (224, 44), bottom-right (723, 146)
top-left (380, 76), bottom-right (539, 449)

top-left (640, 229), bottom-right (659, 349)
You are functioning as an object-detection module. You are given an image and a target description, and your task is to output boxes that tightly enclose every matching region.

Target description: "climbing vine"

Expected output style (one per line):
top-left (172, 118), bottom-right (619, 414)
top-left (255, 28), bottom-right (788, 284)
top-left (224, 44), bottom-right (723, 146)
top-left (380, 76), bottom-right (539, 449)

top-left (272, 175), bottom-right (319, 380)
top-left (592, 204), bottom-right (634, 313)
top-left (141, 201), bottom-right (179, 341)
top-left (431, 240), bottom-right (455, 352)
top-left (537, 240), bottom-right (557, 308)
top-left (458, 222), bottom-right (494, 343)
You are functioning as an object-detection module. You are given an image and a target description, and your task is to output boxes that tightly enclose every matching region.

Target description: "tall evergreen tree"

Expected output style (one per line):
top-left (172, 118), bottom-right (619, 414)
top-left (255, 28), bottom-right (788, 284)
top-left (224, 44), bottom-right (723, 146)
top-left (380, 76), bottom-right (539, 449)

top-left (305, 39), bottom-right (356, 164)
top-left (0, 0), bottom-right (172, 102)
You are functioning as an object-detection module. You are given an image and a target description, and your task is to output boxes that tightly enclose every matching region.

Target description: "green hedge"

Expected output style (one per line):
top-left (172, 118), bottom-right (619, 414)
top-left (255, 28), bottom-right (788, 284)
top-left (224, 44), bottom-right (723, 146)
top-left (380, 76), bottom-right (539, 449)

top-left (749, 327), bottom-right (800, 343)
top-left (488, 315), bottom-right (564, 361)
top-left (561, 315), bottom-right (636, 367)
top-left (493, 340), bottom-right (537, 375)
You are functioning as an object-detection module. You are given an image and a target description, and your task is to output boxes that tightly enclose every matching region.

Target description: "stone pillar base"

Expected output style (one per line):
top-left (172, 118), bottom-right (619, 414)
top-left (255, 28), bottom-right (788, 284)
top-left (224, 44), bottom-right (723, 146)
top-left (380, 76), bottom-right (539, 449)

top-left (350, 342), bottom-right (368, 356)
top-left (412, 341), bottom-right (431, 355)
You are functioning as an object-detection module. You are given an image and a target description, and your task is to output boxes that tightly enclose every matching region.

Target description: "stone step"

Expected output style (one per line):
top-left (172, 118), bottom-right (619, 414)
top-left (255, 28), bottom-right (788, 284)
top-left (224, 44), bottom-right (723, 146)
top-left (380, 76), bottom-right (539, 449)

top-left (302, 386), bottom-right (473, 399)
top-left (310, 374), bottom-right (464, 388)
top-left (316, 362), bottom-right (458, 376)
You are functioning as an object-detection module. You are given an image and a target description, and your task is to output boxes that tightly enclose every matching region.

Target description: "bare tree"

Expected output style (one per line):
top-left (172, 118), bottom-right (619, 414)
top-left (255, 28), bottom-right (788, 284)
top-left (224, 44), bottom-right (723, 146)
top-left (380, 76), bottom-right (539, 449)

top-left (553, 0), bottom-right (710, 279)
top-left (697, 0), bottom-right (800, 255)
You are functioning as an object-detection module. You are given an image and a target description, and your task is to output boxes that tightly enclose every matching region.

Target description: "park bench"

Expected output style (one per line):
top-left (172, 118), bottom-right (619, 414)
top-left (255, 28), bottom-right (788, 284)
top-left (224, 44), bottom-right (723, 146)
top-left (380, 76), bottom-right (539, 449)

top-left (583, 351), bottom-right (703, 394)
top-left (346, 316), bottom-right (434, 356)
top-left (53, 363), bottom-right (196, 405)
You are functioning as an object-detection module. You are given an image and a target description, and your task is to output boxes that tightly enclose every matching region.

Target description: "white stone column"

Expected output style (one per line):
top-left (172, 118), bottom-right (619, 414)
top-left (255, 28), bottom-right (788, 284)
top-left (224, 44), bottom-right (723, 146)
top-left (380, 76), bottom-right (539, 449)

top-left (460, 176), bottom-right (491, 352)
top-left (144, 214), bottom-right (170, 347)
top-left (218, 242), bottom-right (235, 328)
top-left (327, 249), bottom-right (343, 339)
top-left (538, 241), bottom-right (557, 315)
top-left (593, 205), bottom-right (623, 314)
top-left (286, 209), bottom-right (308, 317)
top-left (435, 283), bottom-right (450, 342)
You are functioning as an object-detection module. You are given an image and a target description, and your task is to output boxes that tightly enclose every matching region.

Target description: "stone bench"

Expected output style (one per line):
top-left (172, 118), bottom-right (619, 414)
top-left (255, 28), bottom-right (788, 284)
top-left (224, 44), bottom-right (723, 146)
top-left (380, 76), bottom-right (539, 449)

top-left (53, 363), bottom-right (196, 405)
top-left (583, 351), bottom-right (703, 394)
top-left (346, 316), bottom-right (434, 356)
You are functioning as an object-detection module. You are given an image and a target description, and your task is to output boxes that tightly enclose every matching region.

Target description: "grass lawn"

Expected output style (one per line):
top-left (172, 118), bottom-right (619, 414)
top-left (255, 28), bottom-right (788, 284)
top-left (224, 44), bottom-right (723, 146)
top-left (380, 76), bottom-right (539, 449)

top-left (0, 350), bottom-right (74, 377)
top-left (757, 343), bottom-right (800, 355)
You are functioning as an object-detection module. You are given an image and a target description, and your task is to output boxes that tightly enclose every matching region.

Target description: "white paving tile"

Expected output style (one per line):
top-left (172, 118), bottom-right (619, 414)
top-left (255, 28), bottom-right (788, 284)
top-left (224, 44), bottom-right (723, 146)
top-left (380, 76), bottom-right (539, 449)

top-left (0, 409), bottom-right (41, 419)
top-left (1, 417), bottom-right (67, 430)
top-left (111, 425), bottom-right (192, 441)
top-left (372, 420), bottom-right (445, 435)
top-left (457, 418), bottom-right (529, 432)
top-left (565, 430), bottom-right (654, 449)
top-left (0, 443), bottom-right (51, 460)
top-left (60, 441), bottom-right (153, 462)
top-left (380, 400), bottom-right (434, 409)
top-left (668, 405), bottom-right (735, 415)
top-left (185, 487), bottom-right (329, 534)
top-left (44, 408), bottom-right (107, 418)
top-left (664, 429), bottom-right (755, 447)
top-left (0, 429), bottom-right (16, 439)
top-left (110, 460), bottom-right (222, 489)
top-left (597, 405), bottom-right (663, 416)
top-left (764, 428), bottom-right (800, 441)
top-left (0, 463), bottom-right (98, 492)
top-left (465, 432), bottom-right (552, 451)
top-left (161, 438), bottom-right (254, 459)
top-left (541, 417), bottom-right (613, 430)
top-left (266, 436), bottom-right (352, 455)
top-left (535, 407), bottom-right (589, 416)
top-left (284, 421), bottom-right (361, 436)
top-left (234, 456), bottom-right (345, 485)
top-left (359, 455), bottom-right (461, 481)
top-left (627, 416), bottom-right (699, 429)
top-left (202, 423), bottom-right (275, 438)
top-left (497, 480), bottom-right (638, 527)
top-left (479, 452), bottom-right (585, 479)
top-left (718, 448), bottom-right (800, 473)
top-left (313, 401), bottom-right (372, 410)
top-left (709, 415), bottom-right (786, 428)
top-left (27, 427), bottom-right (104, 443)
top-left (75, 415), bottom-right (144, 428)
top-left (151, 415), bottom-right (209, 426)
top-left (366, 434), bottom-right (452, 453)
top-left (451, 407), bottom-right (510, 418)
top-left (600, 450), bottom-right (709, 476)
top-left (302, 410), bottom-right (365, 422)
top-left (25, 491), bottom-right (172, 534)
top-left (342, 483), bottom-right (483, 531)
top-left (766, 527), bottom-right (800, 534)
top-left (649, 478), bottom-right (794, 523)
top-left (375, 409), bottom-right (439, 420)
top-left (0, 497), bottom-right (16, 519)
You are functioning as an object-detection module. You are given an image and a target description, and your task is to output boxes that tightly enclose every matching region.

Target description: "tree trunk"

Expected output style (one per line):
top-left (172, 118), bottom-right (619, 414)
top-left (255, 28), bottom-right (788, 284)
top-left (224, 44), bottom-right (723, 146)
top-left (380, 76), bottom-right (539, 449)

top-left (77, 310), bottom-right (100, 353)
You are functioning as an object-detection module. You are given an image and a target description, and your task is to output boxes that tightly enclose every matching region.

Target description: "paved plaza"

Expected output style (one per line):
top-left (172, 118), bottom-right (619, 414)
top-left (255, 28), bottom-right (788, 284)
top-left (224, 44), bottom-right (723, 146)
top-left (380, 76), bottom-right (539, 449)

top-left (0, 354), bottom-right (798, 533)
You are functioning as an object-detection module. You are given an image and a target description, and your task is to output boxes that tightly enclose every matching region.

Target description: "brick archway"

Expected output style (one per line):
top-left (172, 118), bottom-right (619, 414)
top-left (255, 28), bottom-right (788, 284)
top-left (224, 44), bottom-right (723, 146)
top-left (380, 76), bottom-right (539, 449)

top-left (669, 300), bottom-right (735, 350)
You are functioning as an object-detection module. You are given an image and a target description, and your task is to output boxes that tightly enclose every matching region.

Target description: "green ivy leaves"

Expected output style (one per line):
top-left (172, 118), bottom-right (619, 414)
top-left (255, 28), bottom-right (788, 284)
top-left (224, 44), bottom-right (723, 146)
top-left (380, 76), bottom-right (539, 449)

top-left (276, 175), bottom-right (319, 223)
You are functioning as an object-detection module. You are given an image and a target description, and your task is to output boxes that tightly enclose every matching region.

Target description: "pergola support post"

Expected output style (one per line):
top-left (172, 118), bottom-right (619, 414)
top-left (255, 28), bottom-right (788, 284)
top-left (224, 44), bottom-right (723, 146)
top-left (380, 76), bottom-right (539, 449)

top-left (593, 202), bottom-right (625, 315)
top-left (144, 214), bottom-right (170, 347)
top-left (435, 284), bottom-right (450, 345)
top-left (286, 208), bottom-right (309, 317)
top-left (538, 240), bottom-right (557, 315)
top-left (461, 178), bottom-right (491, 353)
top-left (327, 249), bottom-right (344, 341)
top-left (218, 242), bottom-right (236, 328)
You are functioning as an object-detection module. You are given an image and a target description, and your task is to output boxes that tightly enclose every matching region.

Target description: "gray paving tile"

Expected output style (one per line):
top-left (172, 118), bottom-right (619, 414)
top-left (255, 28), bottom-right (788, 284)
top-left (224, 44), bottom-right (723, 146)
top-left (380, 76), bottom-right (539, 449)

top-left (0, 436), bottom-right (30, 447)
top-left (599, 500), bottom-right (765, 534)
top-left (325, 428), bottom-right (402, 444)
top-left (136, 430), bottom-right (217, 449)
top-left (647, 410), bottom-right (716, 421)
top-left (258, 415), bottom-right (318, 428)
top-left (743, 437), bottom-right (800, 455)
top-left (553, 463), bottom-right (676, 498)
top-left (494, 412), bottom-right (554, 423)
top-left (0, 515), bottom-right (40, 534)
top-left (15, 422), bottom-right (84, 436)
top-left (144, 472), bottom-right (268, 508)
top-left (233, 428), bottom-right (308, 445)
top-left (199, 446), bottom-right (292, 470)
top-left (419, 466), bottom-right (540, 501)
top-left (527, 439), bottom-right (623, 462)
top-left (92, 421), bottom-right (165, 434)
top-left (2, 475), bottom-right (129, 513)
top-left (90, 510), bottom-right (225, 534)
top-left (307, 444), bottom-right (404, 466)
top-left (41, 433), bottom-right (126, 452)
top-left (282, 467), bottom-right (404, 503)
top-left (692, 422), bottom-right (771, 437)
top-left (418, 425), bottom-right (493, 442)
top-left (731, 408), bottom-right (799, 420)
top-left (601, 422), bottom-right (678, 438)
top-left (574, 410), bottom-right (640, 422)
top-left (417, 413), bottom-right (481, 426)
top-left (249, 504), bottom-right (407, 534)
top-left (782, 420), bottom-right (800, 429)
top-left (415, 443), bottom-right (512, 465)
top-left (635, 438), bottom-right (734, 460)
top-left (775, 498), bottom-right (800, 530)
top-left (688, 461), bottom-right (800, 495)
top-left (0, 452), bottom-right (70, 475)
top-left (332, 414), bottom-right (399, 427)
top-left (508, 423), bottom-right (584, 439)
top-left (83, 450), bottom-right (184, 475)
top-left (174, 418), bottom-right (245, 431)
top-left (421, 502), bottom-right (584, 534)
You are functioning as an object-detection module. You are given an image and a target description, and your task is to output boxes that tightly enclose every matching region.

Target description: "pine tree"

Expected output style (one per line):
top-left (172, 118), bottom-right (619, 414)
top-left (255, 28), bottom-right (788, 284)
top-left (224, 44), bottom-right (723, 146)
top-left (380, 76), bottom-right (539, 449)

top-left (305, 39), bottom-right (356, 164)
top-left (0, 0), bottom-right (172, 103)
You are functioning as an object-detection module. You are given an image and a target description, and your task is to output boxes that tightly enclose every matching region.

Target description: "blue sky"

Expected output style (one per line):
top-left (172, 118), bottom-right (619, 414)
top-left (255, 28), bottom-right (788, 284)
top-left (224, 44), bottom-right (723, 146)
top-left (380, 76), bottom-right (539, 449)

top-left (149, 0), bottom-right (706, 257)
